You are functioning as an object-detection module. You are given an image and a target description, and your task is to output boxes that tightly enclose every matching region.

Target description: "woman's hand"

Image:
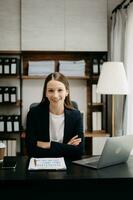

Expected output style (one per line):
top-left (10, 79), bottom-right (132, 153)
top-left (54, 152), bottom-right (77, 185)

top-left (67, 135), bottom-right (81, 146)
top-left (37, 141), bottom-right (50, 149)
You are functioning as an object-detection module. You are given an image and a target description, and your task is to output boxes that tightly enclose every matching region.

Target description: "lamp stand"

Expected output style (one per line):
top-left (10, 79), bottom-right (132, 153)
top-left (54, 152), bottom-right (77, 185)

top-left (112, 95), bottom-right (115, 137)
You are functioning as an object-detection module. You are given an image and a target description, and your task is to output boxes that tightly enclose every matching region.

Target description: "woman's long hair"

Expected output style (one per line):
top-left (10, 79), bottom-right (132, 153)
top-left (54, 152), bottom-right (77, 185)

top-left (41, 72), bottom-right (73, 109)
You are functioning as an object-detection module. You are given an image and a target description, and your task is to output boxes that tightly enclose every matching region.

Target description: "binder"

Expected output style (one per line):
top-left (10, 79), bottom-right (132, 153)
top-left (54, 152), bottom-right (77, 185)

top-left (3, 58), bottom-right (10, 75)
top-left (10, 58), bottom-right (17, 75)
top-left (12, 115), bottom-right (20, 132)
top-left (11, 139), bottom-right (17, 156)
top-left (0, 57), bottom-right (3, 75)
top-left (10, 87), bottom-right (17, 103)
top-left (92, 59), bottom-right (99, 75)
top-left (3, 87), bottom-right (10, 102)
top-left (0, 115), bottom-right (5, 133)
top-left (6, 115), bottom-right (13, 133)
top-left (0, 87), bottom-right (4, 103)
top-left (99, 59), bottom-right (104, 73)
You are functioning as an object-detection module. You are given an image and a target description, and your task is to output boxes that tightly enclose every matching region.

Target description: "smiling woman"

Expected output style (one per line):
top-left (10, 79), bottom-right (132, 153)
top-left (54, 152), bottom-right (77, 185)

top-left (26, 72), bottom-right (84, 160)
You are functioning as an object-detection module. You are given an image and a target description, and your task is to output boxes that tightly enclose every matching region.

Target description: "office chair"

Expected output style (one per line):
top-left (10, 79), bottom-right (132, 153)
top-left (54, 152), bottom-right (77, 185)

top-left (30, 100), bottom-right (78, 110)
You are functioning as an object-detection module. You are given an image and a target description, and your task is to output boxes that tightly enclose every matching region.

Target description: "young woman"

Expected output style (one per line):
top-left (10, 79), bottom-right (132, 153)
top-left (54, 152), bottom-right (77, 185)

top-left (26, 72), bottom-right (84, 160)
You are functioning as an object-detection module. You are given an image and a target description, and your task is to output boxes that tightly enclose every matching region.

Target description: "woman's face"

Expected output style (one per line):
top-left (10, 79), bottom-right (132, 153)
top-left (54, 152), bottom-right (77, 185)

top-left (46, 80), bottom-right (68, 107)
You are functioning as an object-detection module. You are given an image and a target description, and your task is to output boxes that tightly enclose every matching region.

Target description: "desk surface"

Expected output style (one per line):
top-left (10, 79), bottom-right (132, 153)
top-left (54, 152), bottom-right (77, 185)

top-left (0, 156), bottom-right (133, 196)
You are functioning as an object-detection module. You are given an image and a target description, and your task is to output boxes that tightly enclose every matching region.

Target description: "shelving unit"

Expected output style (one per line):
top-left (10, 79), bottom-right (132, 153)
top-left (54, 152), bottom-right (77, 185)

top-left (0, 52), bottom-right (22, 156)
top-left (21, 51), bottom-right (109, 155)
top-left (0, 51), bottom-right (109, 156)
top-left (85, 52), bottom-right (109, 155)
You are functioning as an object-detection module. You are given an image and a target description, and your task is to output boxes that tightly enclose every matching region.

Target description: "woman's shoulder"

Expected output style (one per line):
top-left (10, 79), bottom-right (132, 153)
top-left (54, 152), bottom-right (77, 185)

top-left (65, 107), bottom-right (81, 116)
top-left (28, 102), bottom-right (48, 114)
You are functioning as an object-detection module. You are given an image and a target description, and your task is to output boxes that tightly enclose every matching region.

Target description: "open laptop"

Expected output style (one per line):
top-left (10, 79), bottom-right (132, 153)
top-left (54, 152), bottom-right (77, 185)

top-left (73, 135), bottom-right (133, 169)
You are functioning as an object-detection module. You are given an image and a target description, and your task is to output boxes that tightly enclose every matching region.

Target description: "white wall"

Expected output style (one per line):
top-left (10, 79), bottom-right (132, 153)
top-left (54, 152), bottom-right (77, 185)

top-left (22, 0), bottom-right (123, 130)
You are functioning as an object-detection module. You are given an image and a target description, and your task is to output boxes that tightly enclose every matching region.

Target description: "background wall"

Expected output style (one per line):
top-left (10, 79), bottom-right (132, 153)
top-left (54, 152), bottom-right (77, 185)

top-left (22, 0), bottom-right (123, 130)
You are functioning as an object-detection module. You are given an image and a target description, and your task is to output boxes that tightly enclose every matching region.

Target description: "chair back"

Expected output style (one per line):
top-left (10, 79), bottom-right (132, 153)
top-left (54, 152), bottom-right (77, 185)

top-left (30, 101), bottom-right (78, 110)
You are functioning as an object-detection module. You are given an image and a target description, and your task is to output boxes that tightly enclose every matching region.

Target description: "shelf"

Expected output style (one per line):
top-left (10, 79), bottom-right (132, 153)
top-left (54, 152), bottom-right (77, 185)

top-left (84, 130), bottom-right (110, 138)
top-left (0, 51), bottom-right (21, 55)
top-left (0, 75), bottom-right (20, 79)
top-left (22, 75), bottom-right (90, 80)
top-left (0, 133), bottom-right (20, 139)
top-left (88, 103), bottom-right (104, 106)
top-left (0, 100), bottom-right (21, 107)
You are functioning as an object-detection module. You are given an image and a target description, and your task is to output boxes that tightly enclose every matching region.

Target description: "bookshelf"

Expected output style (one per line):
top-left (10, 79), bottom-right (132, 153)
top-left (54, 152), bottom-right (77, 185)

top-left (0, 51), bottom-right (109, 155)
top-left (0, 52), bottom-right (22, 156)
top-left (21, 51), bottom-right (109, 155)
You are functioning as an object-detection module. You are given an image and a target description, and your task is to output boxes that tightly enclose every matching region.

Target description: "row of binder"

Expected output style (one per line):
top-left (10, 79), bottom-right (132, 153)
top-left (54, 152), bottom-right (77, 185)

top-left (0, 115), bottom-right (21, 133)
top-left (0, 57), bottom-right (20, 76)
top-left (92, 55), bottom-right (106, 75)
top-left (0, 86), bottom-right (17, 103)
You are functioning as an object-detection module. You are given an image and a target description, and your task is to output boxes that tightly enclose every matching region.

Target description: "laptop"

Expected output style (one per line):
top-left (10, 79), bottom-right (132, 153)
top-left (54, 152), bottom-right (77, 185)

top-left (73, 135), bottom-right (133, 169)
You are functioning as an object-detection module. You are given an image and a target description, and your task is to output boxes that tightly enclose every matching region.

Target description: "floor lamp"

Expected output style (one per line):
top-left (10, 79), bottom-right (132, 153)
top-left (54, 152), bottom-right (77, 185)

top-left (96, 62), bottom-right (129, 137)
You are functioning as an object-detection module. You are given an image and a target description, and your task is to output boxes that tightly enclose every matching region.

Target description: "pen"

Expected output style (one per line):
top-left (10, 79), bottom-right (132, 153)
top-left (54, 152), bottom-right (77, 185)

top-left (34, 159), bottom-right (36, 166)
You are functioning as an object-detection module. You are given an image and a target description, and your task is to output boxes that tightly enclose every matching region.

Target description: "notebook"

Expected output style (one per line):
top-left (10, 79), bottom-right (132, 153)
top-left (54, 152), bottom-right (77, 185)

top-left (73, 135), bottom-right (133, 169)
top-left (28, 157), bottom-right (67, 170)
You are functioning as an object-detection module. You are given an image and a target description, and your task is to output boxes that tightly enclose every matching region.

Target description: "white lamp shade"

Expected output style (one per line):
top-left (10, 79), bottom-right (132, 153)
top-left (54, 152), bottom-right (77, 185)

top-left (96, 62), bottom-right (129, 95)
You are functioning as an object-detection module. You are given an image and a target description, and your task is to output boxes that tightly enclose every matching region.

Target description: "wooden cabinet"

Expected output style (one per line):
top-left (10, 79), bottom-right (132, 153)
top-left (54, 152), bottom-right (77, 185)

top-left (0, 0), bottom-right (21, 51)
top-left (21, 0), bottom-right (107, 51)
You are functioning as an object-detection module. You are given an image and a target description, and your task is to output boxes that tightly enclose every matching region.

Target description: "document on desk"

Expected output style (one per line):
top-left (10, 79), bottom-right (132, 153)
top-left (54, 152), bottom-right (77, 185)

top-left (28, 157), bottom-right (67, 170)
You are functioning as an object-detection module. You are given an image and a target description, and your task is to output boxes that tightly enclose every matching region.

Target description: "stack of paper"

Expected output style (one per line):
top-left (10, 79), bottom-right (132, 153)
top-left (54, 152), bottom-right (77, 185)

top-left (28, 61), bottom-right (55, 76)
top-left (59, 60), bottom-right (85, 76)
top-left (28, 157), bottom-right (67, 170)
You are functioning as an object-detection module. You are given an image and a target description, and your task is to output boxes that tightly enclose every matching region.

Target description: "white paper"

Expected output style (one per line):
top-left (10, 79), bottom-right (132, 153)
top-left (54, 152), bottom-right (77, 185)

top-left (28, 157), bottom-right (67, 170)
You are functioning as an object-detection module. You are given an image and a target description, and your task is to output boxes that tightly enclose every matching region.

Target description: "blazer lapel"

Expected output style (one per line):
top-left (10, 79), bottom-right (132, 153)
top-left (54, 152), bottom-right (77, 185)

top-left (63, 109), bottom-right (72, 143)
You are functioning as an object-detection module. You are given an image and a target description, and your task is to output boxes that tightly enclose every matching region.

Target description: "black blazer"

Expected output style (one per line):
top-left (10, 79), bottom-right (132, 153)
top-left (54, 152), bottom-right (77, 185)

top-left (26, 102), bottom-right (84, 160)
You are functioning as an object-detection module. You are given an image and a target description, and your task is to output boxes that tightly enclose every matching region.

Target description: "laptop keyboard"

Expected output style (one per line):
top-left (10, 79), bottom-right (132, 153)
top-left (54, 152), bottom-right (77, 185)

top-left (85, 156), bottom-right (99, 163)
top-left (84, 156), bottom-right (99, 167)
top-left (86, 161), bottom-right (98, 166)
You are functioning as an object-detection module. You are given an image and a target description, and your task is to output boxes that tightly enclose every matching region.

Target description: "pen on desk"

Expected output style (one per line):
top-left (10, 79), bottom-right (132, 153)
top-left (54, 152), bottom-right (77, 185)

top-left (34, 159), bottom-right (36, 166)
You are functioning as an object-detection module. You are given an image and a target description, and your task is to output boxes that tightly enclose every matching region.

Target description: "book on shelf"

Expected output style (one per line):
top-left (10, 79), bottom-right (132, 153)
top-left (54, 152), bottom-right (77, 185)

top-left (92, 112), bottom-right (102, 131)
top-left (92, 84), bottom-right (101, 103)
top-left (28, 157), bottom-right (67, 170)
top-left (92, 59), bottom-right (99, 74)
